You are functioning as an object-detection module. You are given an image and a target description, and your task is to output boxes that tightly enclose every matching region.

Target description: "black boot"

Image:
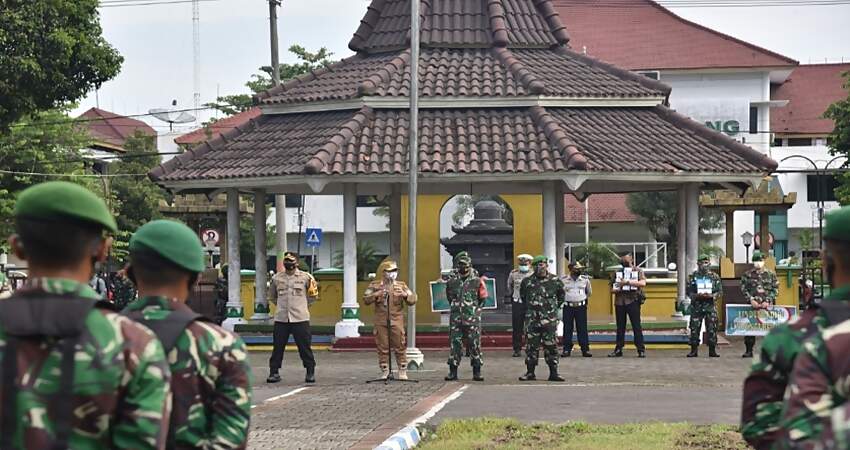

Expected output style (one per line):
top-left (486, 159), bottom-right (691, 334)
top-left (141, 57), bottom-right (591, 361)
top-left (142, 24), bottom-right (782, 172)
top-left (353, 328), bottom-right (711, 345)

top-left (608, 348), bottom-right (623, 358)
top-left (305, 366), bottom-right (315, 383)
top-left (547, 362), bottom-right (565, 382)
top-left (709, 345), bottom-right (720, 358)
top-left (742, 340), bottom-right (754, 358)
top-left (581, 349), bottom-right (592, 357)
top-left (687, 345), bottom-right (699, 358)
top-left (512, 350), bottom-right (521, 357)
top-left (445, 364), bottom-right (458, 381)
top-left (266, 370), bottom-right (281, 383)
top-left (518, 364), bottom-right (536, 381)
top-left (472, 362), bottom-right (484, 381)
top-left (560, 349), bottom-right (571, 357)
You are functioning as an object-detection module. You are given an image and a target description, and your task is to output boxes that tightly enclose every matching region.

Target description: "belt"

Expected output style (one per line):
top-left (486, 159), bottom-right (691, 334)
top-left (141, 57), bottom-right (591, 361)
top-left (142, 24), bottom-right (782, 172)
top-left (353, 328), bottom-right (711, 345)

top-left (565, 301), bottom-right (587, 307)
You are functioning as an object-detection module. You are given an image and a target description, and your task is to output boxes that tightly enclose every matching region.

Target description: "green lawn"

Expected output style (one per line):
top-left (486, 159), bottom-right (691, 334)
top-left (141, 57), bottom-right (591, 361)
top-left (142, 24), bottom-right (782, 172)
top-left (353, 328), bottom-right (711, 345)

top-left (417, 418), bottom-right (748, 450)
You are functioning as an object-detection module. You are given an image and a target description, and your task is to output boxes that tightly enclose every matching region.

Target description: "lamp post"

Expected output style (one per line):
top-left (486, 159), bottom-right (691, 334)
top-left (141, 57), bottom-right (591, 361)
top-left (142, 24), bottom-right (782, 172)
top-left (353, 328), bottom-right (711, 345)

top-left (742, 231), bottom-right (753, 263)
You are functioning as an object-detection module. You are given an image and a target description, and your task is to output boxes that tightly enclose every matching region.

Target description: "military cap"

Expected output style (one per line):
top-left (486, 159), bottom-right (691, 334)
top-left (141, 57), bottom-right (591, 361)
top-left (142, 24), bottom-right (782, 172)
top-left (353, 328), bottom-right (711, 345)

top-left (283, 252), bottom-right (299, 262)
top-left (698, 254), bottom-right (711, 261)
top-left (130, 220), bottom-right (205, 272)
top-left (825, 206), bottom-right (850, 242)
top-left (455, 252), bottom-right (471, 264)
top-left (751, 250), bottom-right (764, 262)
top-left (532, 255), bottom-right (548, 265)
top-left (14, 181), bottom-right (117, 232)
top-left (568, 260), bottom-right (584, 269)
top-left (517, 254), bottom-right (533, 262)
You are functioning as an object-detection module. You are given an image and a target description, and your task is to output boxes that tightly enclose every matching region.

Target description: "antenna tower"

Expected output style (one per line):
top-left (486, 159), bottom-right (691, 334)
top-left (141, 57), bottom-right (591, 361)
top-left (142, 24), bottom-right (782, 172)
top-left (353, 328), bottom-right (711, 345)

top-left (192, 0), bottom-right (201, 121)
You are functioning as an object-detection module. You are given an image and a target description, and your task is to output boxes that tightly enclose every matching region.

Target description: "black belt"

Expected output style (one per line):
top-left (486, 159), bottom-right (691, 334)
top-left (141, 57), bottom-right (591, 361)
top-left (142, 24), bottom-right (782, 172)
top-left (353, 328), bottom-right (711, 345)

top-left (565, 301), bottom-right (587, 307)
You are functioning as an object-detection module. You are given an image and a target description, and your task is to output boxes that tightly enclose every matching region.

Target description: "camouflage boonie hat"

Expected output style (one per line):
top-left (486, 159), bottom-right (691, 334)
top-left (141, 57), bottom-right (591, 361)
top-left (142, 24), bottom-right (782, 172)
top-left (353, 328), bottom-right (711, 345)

top-left (751, 250), bottom-right (764, 262)
top-left (15, 181), bottom-right (117, 232)
top-left (130, 220), bottom-right (205, 273)
top-left (825, 206), bottom-right (850, 242)
top-left (455, 252), bottom-right (471, 265)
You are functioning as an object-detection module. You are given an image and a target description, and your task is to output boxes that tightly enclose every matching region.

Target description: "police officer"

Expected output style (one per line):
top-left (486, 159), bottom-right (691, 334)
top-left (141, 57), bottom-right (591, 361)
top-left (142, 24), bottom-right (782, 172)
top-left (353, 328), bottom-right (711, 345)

top-left (740, 250), bottom-right (779, 358)
top-left (123, 220), bottom-right (252, 448)
top-left (519, 256), bottom-right (566, 382)
top-left (363, 260), bottom-right (416, 380)
top-left (0, 181), bottom-right (171, 449)
top-left (445, 252), bottom-right (488, 382)
top-left (267, 252), bottom-right (319, 383)
top-left (508, 254), bottom-right (533, 357)
top-left (685, 254), bottom-right (722, 358)
top-left (561, 261), bottom-right (592, 358)
top-left (610, 253), bottom-right (647, 358)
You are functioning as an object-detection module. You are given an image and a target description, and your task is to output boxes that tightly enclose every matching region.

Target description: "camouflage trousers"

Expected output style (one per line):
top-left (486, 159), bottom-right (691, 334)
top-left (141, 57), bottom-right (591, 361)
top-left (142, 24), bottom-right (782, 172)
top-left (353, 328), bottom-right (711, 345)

top-left (689, 299), bottom-right (718, 346)
top-left (526, 320), bottom-right (559, 367)
top-left (447, 318), bottom-right (482, 367)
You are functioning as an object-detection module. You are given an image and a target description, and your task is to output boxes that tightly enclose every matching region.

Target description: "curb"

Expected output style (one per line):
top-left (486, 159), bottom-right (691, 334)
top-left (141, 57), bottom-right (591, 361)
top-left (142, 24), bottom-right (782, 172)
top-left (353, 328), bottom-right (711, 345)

top-left (373, 426), bottom-right (420, 450)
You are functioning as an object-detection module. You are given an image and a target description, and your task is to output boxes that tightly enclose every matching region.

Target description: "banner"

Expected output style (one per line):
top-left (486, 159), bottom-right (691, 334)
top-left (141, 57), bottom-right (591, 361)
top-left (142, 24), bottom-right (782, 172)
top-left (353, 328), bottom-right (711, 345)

top-left (430, 278), bottom-right (497, 312)
top-left (725, 305), bottom-right (798, 336)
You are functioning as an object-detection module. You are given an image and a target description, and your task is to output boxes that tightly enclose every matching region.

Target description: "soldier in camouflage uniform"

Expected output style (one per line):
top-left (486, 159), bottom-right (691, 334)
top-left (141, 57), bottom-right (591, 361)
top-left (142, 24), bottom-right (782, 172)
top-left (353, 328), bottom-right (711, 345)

top-left (767, 207), bottom-right (850, 449)
top-left (123, 220), bottom-right (252, 448)
top-left (110, 268), bottom-right (137, 311)
top-left (740, 242), bottom-right (850, 449)
top-left (445, 252), bottom-right (488, 382)
top-left (0, 181), bottom-right (171, 449)
top-left (518, 256), bottom-right (566, 382)
top-left (686, 254), bottom-right (722, 358)
top-left (740, 250), bottom-right (780, 358)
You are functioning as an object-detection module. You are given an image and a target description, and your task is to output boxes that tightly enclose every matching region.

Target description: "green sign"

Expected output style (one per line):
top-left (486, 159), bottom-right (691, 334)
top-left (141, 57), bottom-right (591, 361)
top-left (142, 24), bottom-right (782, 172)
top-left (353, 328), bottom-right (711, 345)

top-left (705, 120), bottom-right (740, 136)
top-left (430, 278), bottom-right (498, 313)
top-left (725, 305), bottom-right (798, 336)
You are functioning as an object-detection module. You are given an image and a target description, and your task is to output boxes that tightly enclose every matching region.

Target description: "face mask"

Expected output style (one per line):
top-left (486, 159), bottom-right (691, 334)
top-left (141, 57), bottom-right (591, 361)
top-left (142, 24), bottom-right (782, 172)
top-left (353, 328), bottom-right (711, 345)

top-left (458, 265), bottom-right (470, 275)
top-left (571, 270), bottom-right (581, 277)
top-left (519, 265), bottom-right (529, 273)
top-left (284, 262), bottom-right (296, 271)
top-left (753, 261), bottom-right (764, 270)
top-left (698, 263), bottom-right (709, 272)
top-left (386, 271), bottom-right (398, 281)
top-left (536, 265), bottom-right (548, 276)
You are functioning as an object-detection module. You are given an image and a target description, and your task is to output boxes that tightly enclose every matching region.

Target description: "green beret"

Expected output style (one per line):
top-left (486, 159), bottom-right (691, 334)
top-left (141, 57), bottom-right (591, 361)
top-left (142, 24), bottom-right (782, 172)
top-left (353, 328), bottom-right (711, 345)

top-left (698, 254), bottom-right (711, 261)
top-left (751, 250), bottom-right (764, 262)
top-left (455, 252), bottom-right (471, 264)
top-left (14, 181), bottom-right (117, 232)
top-left (825, 206), bottom-right (850, 242)
top-left (130, 220), bottom-right (205, 273)
top-left (532, 255), bottom-right (548, 265)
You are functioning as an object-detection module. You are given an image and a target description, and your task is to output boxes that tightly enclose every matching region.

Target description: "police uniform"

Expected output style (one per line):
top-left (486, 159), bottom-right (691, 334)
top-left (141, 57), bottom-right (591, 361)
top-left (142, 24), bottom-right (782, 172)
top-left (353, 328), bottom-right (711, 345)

top-left (363, 260), bottom-right (416, 380)
top-left (507, 254), bottom-right (533, 357)
top-left (123, 220), bottom-right (252, 448)
top-left (686, 254), bottom-right (722, 358)
top-left (268, 252), bottom-right (319, 383)
top-left (519, 255), bottom-right (566, 382)
top-left (0, 181), bottom-right (171, 449)
top-left (561, 261), bottom-right (592, 357)
top-left (740, 250), bottom-right (779, 358)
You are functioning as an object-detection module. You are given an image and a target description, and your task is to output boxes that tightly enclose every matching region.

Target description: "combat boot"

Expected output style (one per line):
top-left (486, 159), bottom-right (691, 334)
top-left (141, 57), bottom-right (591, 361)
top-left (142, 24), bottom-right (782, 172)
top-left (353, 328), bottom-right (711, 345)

top-left (687, 345), bottom-right (699, 358)
top-left (547, 362), bottom-right (565, 382)
top-left (472, 361), bottom-right (484, 381)
top-left (742, 342), bottom-right (754, 358)
top-left (445, 364), bottom-right (458, 381)
top-left (518, 364), bottom-right (536, 381)
top-left (266, 370), bottom-right (281, 383)
top-left (398, 364), bottom-right (409, 380)
top-left (709, 345), bottom-right (720, 358)
top-left (379, 364), bottom-right (390, 380)
top-left (305, 366), bottom-right (316, 383)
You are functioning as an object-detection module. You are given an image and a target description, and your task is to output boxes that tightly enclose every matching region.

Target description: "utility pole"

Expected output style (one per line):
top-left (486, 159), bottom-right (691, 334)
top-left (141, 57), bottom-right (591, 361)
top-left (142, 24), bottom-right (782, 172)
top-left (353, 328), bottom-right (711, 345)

top-left (406, 0), bottom-right (424, 369)
top-left (269, 0), bottom-right (287, 269)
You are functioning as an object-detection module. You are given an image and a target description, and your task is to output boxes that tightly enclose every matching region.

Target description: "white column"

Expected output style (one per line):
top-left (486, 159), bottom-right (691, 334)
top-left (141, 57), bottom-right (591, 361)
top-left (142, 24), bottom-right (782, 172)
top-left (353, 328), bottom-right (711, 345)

top-left (252, 189), bottom-right (270, 321)
top-left (555, 183), bottom-right (566, 276)
top-left (686, 184), bottom-right (700, 274)
top-left (676, 186), bottom-right (688, 314)
top-left (275, 194), bottom-right (287, 271)
top-left (542, 181), bottom-right (557, 272)
top-left (389, 186), bottom-right (402, 262)
top-left (223, 188), bottom-right (242, 331)
top-left (335, 184), bottom-right (363, 338)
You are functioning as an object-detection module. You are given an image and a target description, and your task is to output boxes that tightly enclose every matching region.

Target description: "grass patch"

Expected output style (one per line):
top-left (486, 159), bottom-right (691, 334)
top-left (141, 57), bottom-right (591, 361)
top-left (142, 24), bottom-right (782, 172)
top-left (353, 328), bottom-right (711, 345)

top-left (416, 418), bottom-right (748, 450)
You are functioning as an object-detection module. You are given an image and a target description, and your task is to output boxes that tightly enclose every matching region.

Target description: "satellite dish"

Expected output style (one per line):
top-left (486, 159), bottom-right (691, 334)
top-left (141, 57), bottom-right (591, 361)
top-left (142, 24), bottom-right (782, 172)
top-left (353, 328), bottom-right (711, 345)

top-left (148, 100), bottom-right (196, 130)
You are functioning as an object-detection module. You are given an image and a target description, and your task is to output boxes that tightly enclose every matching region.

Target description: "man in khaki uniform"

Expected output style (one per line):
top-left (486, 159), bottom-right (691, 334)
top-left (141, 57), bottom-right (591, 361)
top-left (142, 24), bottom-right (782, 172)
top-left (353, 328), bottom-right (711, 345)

top-left (363, 260), bottom-right (416, 380)
top-left (267, 252), bottom-right (319, 383)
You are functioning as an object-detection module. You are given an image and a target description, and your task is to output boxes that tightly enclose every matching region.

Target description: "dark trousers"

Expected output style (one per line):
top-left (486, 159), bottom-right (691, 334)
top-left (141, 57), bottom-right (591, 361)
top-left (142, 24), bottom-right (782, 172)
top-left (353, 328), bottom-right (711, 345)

top-left (744, 336), bottom-right (757, 353)
top-left (614, 302), bottom-right (645, 351)
top-left (563, 303), bottom-right (590, 352)
top-left (269, 320), bottom-right (315, 371)
top-left (511, 301), bottom-right (527, 352)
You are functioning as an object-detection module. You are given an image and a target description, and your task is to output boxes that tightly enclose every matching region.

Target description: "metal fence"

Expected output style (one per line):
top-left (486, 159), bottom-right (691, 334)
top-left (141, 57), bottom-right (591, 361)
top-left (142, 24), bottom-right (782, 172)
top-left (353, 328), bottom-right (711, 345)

top-left (565, 242), bottom-right (668, 269)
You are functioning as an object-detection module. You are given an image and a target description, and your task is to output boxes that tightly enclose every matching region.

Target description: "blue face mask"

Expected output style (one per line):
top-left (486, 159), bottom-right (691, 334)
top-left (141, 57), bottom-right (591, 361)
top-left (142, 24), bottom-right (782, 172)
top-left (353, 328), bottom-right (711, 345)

top-left (519, 265), bottom-right (529, 273)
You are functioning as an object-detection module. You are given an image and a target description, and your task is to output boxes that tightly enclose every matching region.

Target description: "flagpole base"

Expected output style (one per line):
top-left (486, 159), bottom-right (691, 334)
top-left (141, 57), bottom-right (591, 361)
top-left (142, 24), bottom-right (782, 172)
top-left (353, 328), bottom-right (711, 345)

top-left (405, 347), bottom-right (425, 370)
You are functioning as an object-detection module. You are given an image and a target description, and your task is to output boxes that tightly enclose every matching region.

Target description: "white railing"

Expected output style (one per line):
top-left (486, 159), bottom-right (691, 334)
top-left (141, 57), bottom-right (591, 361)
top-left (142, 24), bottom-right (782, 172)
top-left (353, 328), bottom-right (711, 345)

top-left (564, 242), bottom-right (668, 269)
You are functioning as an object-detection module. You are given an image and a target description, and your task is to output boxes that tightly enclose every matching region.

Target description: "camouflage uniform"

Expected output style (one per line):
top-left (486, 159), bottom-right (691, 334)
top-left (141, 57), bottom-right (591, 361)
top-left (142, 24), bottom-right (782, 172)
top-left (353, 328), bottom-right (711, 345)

top-left (110, 271), bottom-right (137, 311)
top-left (124, 296), bottom-right (252, 449)
top-left (741, 265), bottom-right (780, 356)
top-left (0, 278), bottom-right (171, 449)
top-left (520, 272), bottom-right (566, 368)
top-left (446, 269), bottom-right (487, 368)
top-left (686, 267), bottom-right (722, 347)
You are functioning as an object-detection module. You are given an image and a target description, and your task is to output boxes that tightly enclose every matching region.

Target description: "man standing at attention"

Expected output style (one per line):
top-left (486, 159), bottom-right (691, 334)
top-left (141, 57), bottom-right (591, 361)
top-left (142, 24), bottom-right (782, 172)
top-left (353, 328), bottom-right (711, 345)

top-left (740, 250), bottom-right (779, 358)
top-left (686, 254), bottom-right (722, 358)
top-left (445, 252), bottom-right (488, 382)
top-left (519, 256), bottom-right (566, 382)
top-left (507, 254), bottom-right (533, 357)
top-left (609, 253), bottom-right (646, 358)
top-left (561, 260), bottom-right (592, 358)
top-left (363, 260), bottom-right (416, 380)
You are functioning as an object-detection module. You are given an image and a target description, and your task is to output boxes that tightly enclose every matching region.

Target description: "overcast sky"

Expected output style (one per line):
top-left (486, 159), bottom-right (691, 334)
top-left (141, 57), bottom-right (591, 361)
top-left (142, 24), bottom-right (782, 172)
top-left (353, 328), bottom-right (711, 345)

top-left (74, 0), bottom-right (850, 132)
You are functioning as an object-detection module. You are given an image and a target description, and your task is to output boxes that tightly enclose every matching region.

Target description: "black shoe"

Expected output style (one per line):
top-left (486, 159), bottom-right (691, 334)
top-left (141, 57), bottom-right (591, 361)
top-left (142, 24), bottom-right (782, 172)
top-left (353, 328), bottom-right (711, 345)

top-left (267, 372), bottom-right (281, 383)
top-left (608, 348), bottom-right (623, 358)
top-left (519, 364), bottom-right (536, 381)
top-left (472, 362), bottom-right (484, 382)
top-left (305, 367), bottom-right (315, 383)
top-left (561, 349), bottom-right (571, 357)
top-left (547, 363), bottom-right (565, 382)
top-left (581, 350), bottom-right (592, 357)
top-left (709, 346), bottom-right (720, 358)
top-left (445, 364), bottom-right (458, 381)
top-left (687, 345), bottom-right (699, 358)
top-left (638, 351), bottom-right (646, 358)
top-left (512, 350), bottom-right (521, 357)
top-left (742, 351), bottom-right (753, 358)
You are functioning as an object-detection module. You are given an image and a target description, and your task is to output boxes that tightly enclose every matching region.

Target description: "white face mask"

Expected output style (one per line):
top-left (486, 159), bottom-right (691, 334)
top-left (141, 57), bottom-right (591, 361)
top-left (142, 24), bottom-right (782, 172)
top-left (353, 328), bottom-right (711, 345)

top-left (386, 271), bottom-right (398, 281)
top-left (753, 261), bottom-right (765, 269)
top-left (518, 265), bottom-right (529, 273)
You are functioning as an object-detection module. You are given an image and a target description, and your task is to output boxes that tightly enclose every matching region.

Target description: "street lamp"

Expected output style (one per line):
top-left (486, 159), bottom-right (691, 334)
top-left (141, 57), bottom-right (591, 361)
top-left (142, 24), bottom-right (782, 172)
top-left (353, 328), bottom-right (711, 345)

top-left (742, 231), bottom-right (753, 263)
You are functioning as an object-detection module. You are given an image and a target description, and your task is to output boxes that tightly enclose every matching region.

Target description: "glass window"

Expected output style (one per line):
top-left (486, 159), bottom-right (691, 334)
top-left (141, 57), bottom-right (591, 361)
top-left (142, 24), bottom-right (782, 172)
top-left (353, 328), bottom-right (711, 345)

top-left (749, 106), bottom-right (759, 134)
top-left (788, 138), bottom-right (813, 147)
top-left (806, 175), bottom-right (839, 202)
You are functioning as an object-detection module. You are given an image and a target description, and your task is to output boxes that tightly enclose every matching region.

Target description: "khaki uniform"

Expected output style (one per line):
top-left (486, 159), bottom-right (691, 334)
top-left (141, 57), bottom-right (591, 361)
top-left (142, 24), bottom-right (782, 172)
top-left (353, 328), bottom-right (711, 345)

top-left (363, 280), bottom-right (415, 367)
top-left (269, 269), bottom-right (319, 322)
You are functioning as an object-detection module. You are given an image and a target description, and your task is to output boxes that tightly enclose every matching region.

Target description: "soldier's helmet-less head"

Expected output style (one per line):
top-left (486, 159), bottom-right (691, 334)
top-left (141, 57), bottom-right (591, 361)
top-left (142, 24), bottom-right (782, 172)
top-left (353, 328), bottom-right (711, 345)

top-left (698, 254), bottom-right (711, 272)
top-left (15, 181), bottom-right (117, 233)
top-left (129, 220), bottom-right (206, 274)
top-left (455, 252), bottom-right (472, 274)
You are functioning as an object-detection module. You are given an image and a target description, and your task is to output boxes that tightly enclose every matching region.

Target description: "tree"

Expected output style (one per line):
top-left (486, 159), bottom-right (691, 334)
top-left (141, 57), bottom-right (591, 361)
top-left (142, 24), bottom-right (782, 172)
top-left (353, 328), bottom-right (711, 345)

top-left (571, 241), bottom-right (619, 278)
top-left (0, 1), bottom-right (123, 129)
top-left (108, 132), bottom-right (166, 232)
top-left (205, 45), bottom-right (336, 116)
top-left (825, 70), bottom-right (850, 204)
top-left (333, 241), bottom-right (383, 280)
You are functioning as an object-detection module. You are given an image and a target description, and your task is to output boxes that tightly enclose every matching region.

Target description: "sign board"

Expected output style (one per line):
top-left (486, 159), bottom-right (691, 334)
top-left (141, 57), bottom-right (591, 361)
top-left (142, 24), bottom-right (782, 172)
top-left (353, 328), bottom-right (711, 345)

top-left (725, 305), bottom-right (798, 336)
top-left (674, 99), bottom-right (750, 136)
top-left (201, 229), bottom-right (220, 247)
top-left (305, 228), bottom-right (322, 247)
top-left (430, 278), bottom-right (498, 313)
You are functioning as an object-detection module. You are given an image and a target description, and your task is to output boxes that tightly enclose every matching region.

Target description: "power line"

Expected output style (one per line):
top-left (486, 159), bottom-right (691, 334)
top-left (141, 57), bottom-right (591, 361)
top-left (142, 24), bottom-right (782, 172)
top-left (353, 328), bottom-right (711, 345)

top-left (0, 169), bottom-right (149, 178)
top-left (7, 105), bottom-right (232, 129)
top-left (98, 0), bottom-right (220, 8)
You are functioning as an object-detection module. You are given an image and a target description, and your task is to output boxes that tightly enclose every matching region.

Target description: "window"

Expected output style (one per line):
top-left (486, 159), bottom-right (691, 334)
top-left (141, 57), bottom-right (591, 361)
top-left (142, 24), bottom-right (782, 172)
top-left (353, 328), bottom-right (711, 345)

top-left (788, 138), bottom-right (813, 147)
top-left (636, 71), bottom-right (660, 80)
top-left (285, 196), bottom-right (304, 208)
top-left (749, 106), bottom-right (759, 134)
top-left (806, 175), bottom-right (840, 202)
top-left (773, 137), bottom-right (785, 147)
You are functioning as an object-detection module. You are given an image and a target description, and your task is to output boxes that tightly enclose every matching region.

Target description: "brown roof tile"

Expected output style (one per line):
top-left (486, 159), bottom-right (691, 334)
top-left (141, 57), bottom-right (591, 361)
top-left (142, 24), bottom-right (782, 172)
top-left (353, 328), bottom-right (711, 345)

top-left (174, 107), bottom-right (262, 145)
top-left (78, 107), bottom-right (156, 150)
top-left (771, 63), bottom-right (850, 135)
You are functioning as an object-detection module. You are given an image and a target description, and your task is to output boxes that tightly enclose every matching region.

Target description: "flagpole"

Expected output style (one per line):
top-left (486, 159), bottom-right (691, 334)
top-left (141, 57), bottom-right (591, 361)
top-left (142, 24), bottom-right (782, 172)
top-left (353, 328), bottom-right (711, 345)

top-left (406, 0), bottom-right (424, 369)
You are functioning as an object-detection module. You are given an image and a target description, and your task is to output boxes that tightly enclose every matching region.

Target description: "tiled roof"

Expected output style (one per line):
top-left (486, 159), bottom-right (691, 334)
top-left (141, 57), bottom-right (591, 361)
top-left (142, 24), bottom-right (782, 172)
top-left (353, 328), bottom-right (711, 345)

top-left (553, 0), bottom-right (797, 71)
top-left (771, 63), bottom-right (850, 135)
top-left (563, 193), bottom-right (636, 223)
top-left (174, 107), bottom-right (262, 145)
top-left (256, 47), bottom-right (668, 105)
top-left (151, 104), bottom-right (775, 181)
top-left (78, 107), bottom-right (156, 150)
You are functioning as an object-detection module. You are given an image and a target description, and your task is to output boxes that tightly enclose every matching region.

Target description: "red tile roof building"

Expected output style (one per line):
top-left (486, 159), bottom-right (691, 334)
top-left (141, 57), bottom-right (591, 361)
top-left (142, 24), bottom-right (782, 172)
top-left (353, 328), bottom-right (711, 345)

top-left (771, 63), bottom-right (850, 136)
top-left (564, 193), bottom-right (636, 223)
top-left (175, 107), bottom-right (262, 146)
top-left (78, 107), bottom-right (156, 152)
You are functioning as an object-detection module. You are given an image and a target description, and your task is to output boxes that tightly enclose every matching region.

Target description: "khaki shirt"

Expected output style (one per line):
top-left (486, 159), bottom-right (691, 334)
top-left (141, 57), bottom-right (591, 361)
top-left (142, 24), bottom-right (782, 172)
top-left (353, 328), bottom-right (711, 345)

top-left (269, 269), bottom-right (319, 323)
top-left (507, 269), bottom-right (532, 303)
top-left (363, 279), bottom-right (416, 326)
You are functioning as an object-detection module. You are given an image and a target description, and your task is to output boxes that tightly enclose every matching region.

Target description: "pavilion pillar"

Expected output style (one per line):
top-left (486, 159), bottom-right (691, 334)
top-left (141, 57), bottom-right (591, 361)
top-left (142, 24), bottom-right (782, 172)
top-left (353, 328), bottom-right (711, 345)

top-left (275, 194), bottom-right (287, 272)
top-left (542, 181), bottom-right (557, 272)
top-left (686, 184), bottom-right (700, 274)
top-left (252, 189), bottom-right (270, 321)
top-left (676, 186), bottom-right (688, 306)
top-left (389, 185), bottom-right (402, 262)
top-left (336, 183), bottom-right (362, 338)
top-left (554, 183), bottom-right (566, 276)
top-left (223, 188), bottom-right (243, 330)
top-left (725, 210), bottom-right (735, 260)
top-left (759, 211), bottom-right (771, 256)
